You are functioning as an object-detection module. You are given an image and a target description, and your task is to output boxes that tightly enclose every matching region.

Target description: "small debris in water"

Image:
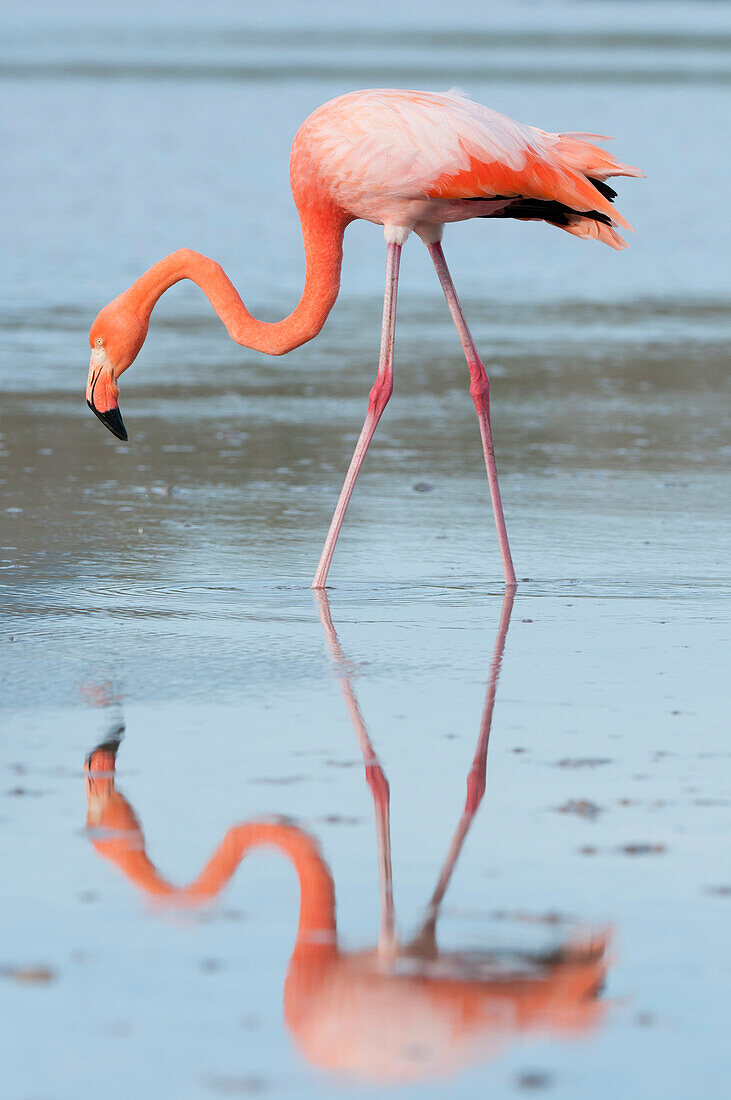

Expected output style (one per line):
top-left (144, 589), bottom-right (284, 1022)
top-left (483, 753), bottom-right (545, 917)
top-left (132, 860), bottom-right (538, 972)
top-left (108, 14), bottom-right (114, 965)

top-left (704, 885), bottom-right (731, 897)
top-left (413, 482), bottom-right (434, 492)
top-left (556, 758), bottom-right (611, 768)
top-left (107, 1020), bottom-right (134, 1037)
top-left (2, 965), bottom-right (55, 984)
top-left (635, 1012), bottom-right (655, 1027)
top-left (558, 799), bottom-right (602, 820)
top-left (249, 775), bottom-right (305, 785)
top-left (516, 1070), bottom-right (554, 1089)
top-left (579, 843), bottom-right (666, 856)
top-left (491, 910), bottom-right (564, 926)
top-left (204, 1075), bottom-right (267, 1094)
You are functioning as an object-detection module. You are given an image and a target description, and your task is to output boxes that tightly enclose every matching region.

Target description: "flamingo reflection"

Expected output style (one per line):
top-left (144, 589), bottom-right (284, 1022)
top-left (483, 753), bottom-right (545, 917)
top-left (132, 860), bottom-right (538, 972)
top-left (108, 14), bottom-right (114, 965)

top-left (84, 593), bottom-right (608, 1082)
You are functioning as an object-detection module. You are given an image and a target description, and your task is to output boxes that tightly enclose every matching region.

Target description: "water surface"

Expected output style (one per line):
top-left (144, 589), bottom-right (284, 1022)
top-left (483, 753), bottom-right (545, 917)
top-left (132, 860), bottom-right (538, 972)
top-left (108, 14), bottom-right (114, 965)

top-left (1, 1), bottom-right (729, 1097)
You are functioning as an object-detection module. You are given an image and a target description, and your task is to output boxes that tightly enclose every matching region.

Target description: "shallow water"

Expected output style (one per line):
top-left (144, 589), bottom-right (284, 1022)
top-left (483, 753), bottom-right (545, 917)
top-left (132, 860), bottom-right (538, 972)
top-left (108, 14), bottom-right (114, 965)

top-left (1, 1), bottom-right (730, 1097)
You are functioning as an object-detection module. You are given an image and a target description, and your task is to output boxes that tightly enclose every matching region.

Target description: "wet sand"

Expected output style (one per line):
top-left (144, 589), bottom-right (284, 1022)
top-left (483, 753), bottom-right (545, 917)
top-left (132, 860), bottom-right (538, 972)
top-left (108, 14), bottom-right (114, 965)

top-left (1, 1), bottom-right (730, 1097)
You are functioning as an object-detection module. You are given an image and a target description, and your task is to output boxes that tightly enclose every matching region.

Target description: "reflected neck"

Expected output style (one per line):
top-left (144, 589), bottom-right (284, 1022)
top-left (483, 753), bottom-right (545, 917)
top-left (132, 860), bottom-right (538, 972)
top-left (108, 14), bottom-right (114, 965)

top-left (89, 804), bottom-right (337, 951)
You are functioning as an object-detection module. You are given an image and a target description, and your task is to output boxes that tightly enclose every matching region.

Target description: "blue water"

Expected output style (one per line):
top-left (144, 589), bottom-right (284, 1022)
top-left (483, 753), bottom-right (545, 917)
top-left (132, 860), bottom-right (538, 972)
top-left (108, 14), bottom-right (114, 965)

top-left (1, 1), bottom-right (730, 1097)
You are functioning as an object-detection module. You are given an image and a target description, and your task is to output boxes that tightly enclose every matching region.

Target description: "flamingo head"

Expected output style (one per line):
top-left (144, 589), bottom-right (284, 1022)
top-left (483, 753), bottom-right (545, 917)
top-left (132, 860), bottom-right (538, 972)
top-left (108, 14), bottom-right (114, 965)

top-left (86, 302), bottom-right (149, 441)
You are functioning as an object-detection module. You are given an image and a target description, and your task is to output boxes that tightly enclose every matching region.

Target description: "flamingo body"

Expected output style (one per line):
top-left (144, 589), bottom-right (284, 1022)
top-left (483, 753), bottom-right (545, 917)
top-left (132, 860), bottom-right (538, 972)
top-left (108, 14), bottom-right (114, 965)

top-left (86, 88), bottom-right (641, 587)
top-left (293, 89), bottom-right (640, 246)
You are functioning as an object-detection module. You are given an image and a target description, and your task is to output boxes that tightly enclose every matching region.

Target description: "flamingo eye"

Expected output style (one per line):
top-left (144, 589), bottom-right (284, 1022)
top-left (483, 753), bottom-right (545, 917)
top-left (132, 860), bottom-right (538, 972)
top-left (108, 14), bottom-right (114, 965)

top-left (95, 338), bottom-right (103, 347)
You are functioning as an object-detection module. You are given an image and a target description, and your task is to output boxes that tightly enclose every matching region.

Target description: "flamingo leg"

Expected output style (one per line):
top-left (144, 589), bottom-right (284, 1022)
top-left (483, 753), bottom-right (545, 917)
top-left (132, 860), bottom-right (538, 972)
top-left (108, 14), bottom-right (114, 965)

top-left (314, 591), bottom-right (397, 958)
top-left (312, 242), bottom-right (402, 589)
top-left (427, 241), bottom-right (517, 589)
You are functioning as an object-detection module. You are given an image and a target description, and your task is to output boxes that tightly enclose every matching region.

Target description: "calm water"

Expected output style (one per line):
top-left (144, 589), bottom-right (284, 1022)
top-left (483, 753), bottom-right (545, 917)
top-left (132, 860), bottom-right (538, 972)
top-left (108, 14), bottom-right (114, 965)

top-left (1, 1), bottom-right (730, 1097)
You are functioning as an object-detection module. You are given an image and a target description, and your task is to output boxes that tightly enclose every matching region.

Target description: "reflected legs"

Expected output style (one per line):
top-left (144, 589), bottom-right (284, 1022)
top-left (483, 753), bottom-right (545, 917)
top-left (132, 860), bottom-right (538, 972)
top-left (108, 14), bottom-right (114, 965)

top-left (315, 591), bottom-right (396, 957)
top-left (409, 587), bottom-right (515, 954)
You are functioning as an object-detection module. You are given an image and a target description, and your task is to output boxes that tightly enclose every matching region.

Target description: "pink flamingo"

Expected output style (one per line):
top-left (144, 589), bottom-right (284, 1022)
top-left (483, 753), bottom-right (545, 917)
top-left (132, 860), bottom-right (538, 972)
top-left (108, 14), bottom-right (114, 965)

top-left (85, 88), bottom-right (641, 588)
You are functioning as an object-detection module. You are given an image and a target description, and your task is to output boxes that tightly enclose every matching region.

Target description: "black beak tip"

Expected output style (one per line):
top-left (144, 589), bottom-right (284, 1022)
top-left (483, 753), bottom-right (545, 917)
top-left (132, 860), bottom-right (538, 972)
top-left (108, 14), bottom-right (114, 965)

top-left (87, 399), bottom-right (128, 442)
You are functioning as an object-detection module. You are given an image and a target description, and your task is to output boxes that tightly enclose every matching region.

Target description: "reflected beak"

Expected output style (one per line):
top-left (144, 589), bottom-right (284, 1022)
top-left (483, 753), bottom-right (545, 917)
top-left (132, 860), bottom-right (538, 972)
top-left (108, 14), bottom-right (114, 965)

top-left (84, 737), bottom-right (121, 813)
top-left (86, 357), bottom-right (128, 442)
top-left (84, 739), bottom-right (122, 778)
top-left (87, 398), bottom-right (128, 442)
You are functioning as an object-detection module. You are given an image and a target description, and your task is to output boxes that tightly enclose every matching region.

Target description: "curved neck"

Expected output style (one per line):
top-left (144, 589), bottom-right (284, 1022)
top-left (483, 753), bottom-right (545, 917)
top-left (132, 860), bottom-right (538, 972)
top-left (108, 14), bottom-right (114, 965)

top-left (122, 202), bottom-right (349, 356)
top-left (89, 802), bottom-right (337, 950)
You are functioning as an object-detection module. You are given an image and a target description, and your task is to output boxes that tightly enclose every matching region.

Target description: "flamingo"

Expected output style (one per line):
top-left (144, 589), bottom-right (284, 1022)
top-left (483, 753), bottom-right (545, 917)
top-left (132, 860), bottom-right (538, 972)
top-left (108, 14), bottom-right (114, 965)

top-left (82, 592), bottom-right (609, 1081)
top-left (85, 88), bottom-right (642, 587)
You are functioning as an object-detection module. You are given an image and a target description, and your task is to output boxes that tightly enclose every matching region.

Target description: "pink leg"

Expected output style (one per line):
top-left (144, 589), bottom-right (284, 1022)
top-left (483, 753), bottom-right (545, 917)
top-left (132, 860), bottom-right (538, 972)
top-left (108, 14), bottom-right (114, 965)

top-left (428, 241), bottom-right (517, 588)
top-left (312, 242), bottom-right (401, 589)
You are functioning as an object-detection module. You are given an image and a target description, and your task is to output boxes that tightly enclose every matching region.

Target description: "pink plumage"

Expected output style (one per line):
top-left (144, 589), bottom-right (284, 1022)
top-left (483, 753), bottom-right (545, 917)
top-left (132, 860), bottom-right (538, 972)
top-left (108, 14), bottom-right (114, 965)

top-left (294, 88), bottom-right (642, 250)
top-left (87, 88), bottom-right (642, 588)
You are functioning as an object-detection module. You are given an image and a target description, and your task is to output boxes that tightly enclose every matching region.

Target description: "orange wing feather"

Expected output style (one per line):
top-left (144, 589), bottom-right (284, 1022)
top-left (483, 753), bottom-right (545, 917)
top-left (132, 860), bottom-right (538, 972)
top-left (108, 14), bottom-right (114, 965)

top-left (429, 133), bottom-right (642, 242)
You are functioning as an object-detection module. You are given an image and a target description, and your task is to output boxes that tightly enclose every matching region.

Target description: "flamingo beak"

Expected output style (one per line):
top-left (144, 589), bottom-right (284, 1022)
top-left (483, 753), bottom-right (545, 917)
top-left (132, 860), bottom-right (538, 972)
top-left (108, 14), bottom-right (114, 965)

top-left (86, 355), bottom-right (128, 442)
top-left (87, 399), bottom-right (128, 442)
